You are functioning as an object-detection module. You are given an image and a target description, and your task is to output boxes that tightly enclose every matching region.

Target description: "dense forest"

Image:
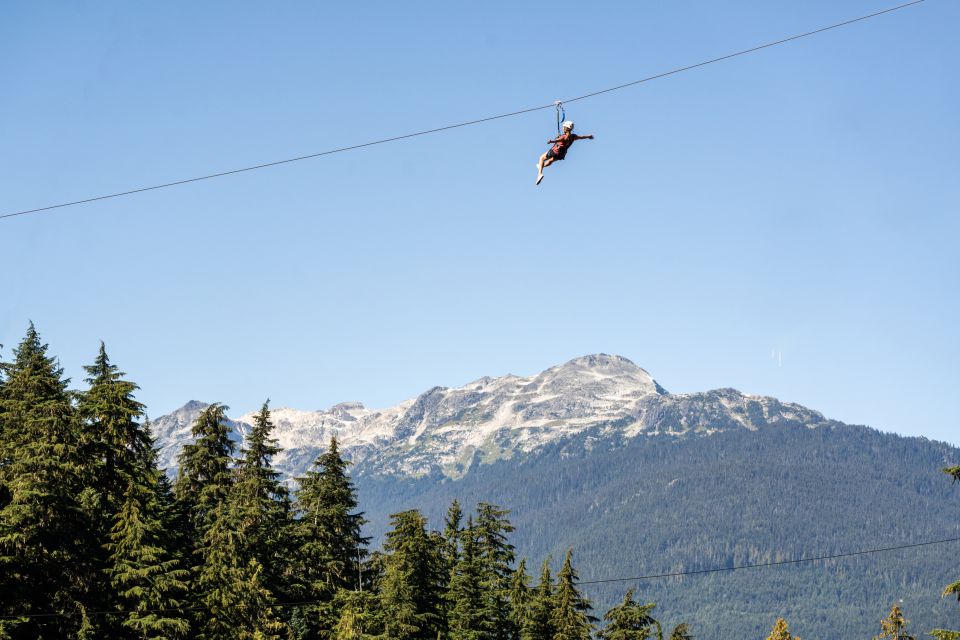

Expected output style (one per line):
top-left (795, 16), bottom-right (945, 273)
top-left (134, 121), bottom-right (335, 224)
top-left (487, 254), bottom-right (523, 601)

top-left (356, 421), bottom-right (960, 637)
top-left (1, 324), bottom-right (958, 639)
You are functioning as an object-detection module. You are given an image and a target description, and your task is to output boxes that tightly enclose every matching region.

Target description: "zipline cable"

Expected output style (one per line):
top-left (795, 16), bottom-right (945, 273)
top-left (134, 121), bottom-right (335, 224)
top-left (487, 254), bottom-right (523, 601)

top-left (577, 535), bottom-right (960, 586)
top-left (1, 533), bottom-right (956, 621)
top-left (0, 0), bottom-right (926, 222)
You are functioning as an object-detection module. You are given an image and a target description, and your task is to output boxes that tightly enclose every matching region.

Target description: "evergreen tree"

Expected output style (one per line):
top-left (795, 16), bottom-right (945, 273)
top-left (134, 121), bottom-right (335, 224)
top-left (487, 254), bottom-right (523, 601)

top-left (509, 558), bottom-right (532, 636)
top-left (766, 617), bottom-right (799, 640)
top-left (293, 436), bottom-right (368, 636)
top-left (932, 467), bottom-right (960, 640)
top-left (173, 403), bottom-right (235, 541)
top-left (77, 343), bottom-right (155, 636)
top-left (597, 589), bottom-right (660, 640)
top-left (443, 499), bottom-right (464, 578)
top-left (77, 342), bottom-right (151, 517)
top-left (196, 501), bottom-right (287, 640)
top-left (233, 401), bottom-right (291, 598)
top-left (442, 499), bottom-right (465, 623)
top-left (667, 624), bottom-right (693, 640)
top-left (106, 479), bottom-right (190, 639)
top-left (0, 324), bottom-right (97, 639)
top-left (379, 510), bottom-right (446, 640)
top-left (521, 558), bottom-right (555, 640)
top-left (475, 502), bottom-right (516, 639)
top-left (153, 445), bottom-right (193, 576)
top-left (447, 517), bottom-right (486, 640)
top-left (873, 605), bottom-right (914, 640)
top-left (550, 549), bottom-right (593, 640)
top-left (331, 589), bottom-right (382, 640)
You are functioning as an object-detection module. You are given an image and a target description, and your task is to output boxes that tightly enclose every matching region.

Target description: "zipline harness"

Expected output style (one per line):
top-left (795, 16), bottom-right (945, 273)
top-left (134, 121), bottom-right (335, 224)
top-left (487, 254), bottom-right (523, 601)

top-left (555, 101), bottom-right (566, 135)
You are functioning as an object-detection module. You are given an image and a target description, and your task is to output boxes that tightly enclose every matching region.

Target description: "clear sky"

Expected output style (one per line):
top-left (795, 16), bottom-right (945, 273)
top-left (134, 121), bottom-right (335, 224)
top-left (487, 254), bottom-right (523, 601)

top-left (2, 1), bottom-right (957, 444)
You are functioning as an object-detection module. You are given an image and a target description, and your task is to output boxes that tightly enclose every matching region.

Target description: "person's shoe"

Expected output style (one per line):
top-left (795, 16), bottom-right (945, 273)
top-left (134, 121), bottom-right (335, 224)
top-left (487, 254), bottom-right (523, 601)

top-left (536, 174), bottom-right (544, 185)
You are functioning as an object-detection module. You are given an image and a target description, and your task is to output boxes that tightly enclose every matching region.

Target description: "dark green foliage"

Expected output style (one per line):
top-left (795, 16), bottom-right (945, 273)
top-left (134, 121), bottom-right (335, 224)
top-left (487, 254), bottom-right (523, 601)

top-left (233, 401), bottom-right (291, 598)
top-left (293, 436), bottom-right (368, 636)
top-left (173, 403), bottom-right (234, 542)
top-left (78, 342), bottom-right (151, 519)
top-left (379, 510), bottom-right (447, 640)
top-left (932, 467), bottom-right (960, 640)
top-left (6, 332), bottom-right (960, 639)
top-left (0, 324), bottom-right (96, 639)
top-left (196, 501), bottom-right (287, 640)
top-left (475, 502), bottom-right (517, 639)
top-left (106, 479), bottom-right (190, 639)
top-left (509, 558), bottom-right (531, 636)
top-left (77, 342), bottom-right (156, 637)
top-left (331, 589), bottom-right (382, 639)
top-left (521, 558), bottom-right (555, 640)
top-left (443, 499), bottom-right (464, 578)
top-left (551, 549), bottom-right (593, 640)
top-left (597, 589), bottom-right (661, 640)
top-left (357, 425), bottom-right (960, 638)
top-left (597, 590), bottom-right (691, 640)
top-left (447, 518), bottom-right (486, 640)
top-left (667, 623), bottom-right (693, 640)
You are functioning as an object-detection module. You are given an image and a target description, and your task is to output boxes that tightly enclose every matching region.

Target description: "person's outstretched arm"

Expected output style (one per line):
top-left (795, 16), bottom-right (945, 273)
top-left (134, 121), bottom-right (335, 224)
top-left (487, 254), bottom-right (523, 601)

top-left (575, 134), bottom-right (594, 140)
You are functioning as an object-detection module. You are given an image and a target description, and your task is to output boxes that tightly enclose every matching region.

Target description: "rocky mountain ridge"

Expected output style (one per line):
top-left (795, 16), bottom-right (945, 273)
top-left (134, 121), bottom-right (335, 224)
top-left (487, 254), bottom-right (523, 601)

top-left (152, 354), bottom-right (835, 479)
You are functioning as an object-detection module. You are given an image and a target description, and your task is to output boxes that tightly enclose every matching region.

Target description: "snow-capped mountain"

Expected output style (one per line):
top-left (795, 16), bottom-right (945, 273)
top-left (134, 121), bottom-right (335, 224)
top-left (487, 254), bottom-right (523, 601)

top-left (151, 354), bottom-right (834, 479)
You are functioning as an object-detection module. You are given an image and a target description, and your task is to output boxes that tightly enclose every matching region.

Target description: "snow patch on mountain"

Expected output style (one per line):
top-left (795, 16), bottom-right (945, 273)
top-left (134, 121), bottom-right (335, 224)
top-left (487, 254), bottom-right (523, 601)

top-left (152, 354), bottom-right (833, 481)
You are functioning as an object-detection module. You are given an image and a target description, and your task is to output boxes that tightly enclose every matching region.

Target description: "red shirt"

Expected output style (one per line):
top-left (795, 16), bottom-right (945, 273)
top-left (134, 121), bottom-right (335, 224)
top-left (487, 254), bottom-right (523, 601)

top-left (551, 132), bottom-right (578, 155)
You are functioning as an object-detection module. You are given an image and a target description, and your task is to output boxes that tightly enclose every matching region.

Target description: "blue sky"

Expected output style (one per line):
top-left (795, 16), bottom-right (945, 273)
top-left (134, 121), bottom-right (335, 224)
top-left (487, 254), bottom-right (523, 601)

top-left (2, 1), bottom-right (957, 444)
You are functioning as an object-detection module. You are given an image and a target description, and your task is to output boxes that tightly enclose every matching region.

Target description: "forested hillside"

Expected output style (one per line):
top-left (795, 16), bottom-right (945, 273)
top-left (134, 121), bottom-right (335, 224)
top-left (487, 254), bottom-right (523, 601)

top-left (2, 325), bottom-right (959, 639)
top-left (358, 424), bottom-right (960, 638)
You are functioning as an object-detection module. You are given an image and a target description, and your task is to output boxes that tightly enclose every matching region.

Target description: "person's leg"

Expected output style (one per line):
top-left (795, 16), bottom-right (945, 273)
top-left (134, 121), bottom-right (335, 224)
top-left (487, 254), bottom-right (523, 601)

top-left (536, 153), bottom-right (549, 184)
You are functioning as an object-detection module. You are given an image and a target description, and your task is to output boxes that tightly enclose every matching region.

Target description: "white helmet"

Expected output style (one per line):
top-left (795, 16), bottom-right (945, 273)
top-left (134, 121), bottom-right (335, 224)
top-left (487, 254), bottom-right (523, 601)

top-left (562, 120), bottom-right (574, 130)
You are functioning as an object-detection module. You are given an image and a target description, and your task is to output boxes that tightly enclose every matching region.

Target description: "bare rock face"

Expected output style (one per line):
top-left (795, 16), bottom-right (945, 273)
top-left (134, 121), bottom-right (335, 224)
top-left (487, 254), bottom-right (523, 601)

top-left (153, 354), bottom-right (835, 480)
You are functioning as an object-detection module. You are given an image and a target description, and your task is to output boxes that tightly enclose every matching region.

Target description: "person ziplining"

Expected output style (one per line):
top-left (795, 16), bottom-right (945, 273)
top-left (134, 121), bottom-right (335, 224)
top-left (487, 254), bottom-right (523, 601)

top-left (536, 102), bottom-right (594, 185)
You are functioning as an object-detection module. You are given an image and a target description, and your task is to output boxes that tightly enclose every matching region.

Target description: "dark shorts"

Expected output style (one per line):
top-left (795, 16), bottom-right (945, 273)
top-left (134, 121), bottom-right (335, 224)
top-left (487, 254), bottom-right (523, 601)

top-left (546, 147), bottom-right (566, 161)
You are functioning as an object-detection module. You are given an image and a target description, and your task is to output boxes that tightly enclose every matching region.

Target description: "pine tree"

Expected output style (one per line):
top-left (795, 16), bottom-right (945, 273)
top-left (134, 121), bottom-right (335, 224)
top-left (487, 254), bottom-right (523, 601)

top-left (106, 479), bottom-right (191, 639)
top-left (766, 617), bottom-right (799, 640)
top-left (873, 605), bottom-right (915, 640)
top-left (667, 624), bottom-right (693, 640)
top-left (233, 401), bottom-right (291, 599)
top-left (331, 589), bottom-right (382, 640)
top-left (379, 510), bottom-right (446, 640)
top-left (597, 589), bottom-right (660, 640)
top-left (77, 343), bottom-right (156, 636)
top-left (509, 558), bottom-right (532, 637)
top-left (293, 436), bottom-right (368, 637)
top-left (173, 403), bottom-right (235, 541)
top-left (521, 558), bottom-right (555, 640)
top-left (443, 499), bottom-right (464, 578)
top-left (551, 549), bottom-right (593, 640)
top-left (441, 499), bottom-right (465, 623)
top-left (0, 324), bottom-right (97, 639)
top-left (77, 342), bottom-right (151, 517)
top-left (196, 500), bottom-right (287, 640)
top-left (933, 467), bottom-right (960, 640)
top-left (475, 502), bottom-right (516, 639)
top-left (447, 517), bottom-right (486, 640)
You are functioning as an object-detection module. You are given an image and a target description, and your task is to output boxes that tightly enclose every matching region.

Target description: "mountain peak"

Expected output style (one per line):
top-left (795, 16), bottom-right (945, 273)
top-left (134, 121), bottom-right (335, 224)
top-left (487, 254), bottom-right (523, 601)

top-left (180, 399), bottom-right (209, 412)
top-left (541, 353), bottom-right (667, 396)
top-left (152, 354), bottom-right (836, 480)
top-left (561, 353), bottom-right (638, 369)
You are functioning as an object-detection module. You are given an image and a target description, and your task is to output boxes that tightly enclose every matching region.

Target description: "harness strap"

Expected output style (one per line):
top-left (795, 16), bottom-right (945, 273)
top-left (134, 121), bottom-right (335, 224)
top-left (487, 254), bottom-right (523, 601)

top-left (555, 101), bottom-right (565, 135)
